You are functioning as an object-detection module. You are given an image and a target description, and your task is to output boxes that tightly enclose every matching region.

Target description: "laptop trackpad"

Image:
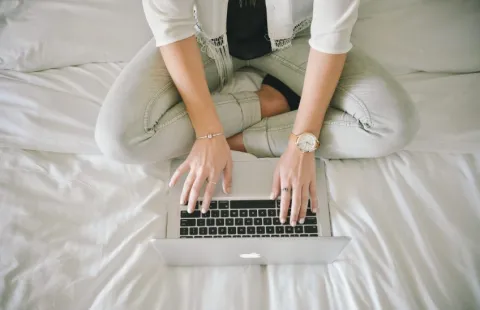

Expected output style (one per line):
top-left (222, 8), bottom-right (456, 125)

top-left (169, 159), bottom-right (278, 200)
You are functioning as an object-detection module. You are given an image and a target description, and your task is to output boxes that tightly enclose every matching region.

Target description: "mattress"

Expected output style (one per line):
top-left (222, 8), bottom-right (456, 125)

top-left (1, 1), bottom-right (480, 309)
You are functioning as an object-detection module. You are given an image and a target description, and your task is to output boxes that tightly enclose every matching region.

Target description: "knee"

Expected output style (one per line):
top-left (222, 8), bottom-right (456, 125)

top-left (374, 94), bottom-right (420, 157)
top-left (94, 117), bottom-right (141, 164)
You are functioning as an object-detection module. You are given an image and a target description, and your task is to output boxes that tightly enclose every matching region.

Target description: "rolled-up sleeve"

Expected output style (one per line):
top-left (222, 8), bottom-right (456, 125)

top-left (142, 0), bottom-right (196, 47)
top-left (309, 0), bottom-right (359, 54)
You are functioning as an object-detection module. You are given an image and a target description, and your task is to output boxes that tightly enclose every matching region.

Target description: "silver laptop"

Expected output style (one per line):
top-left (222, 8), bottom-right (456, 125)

top-left (151, 152), bottom-right (350, 266)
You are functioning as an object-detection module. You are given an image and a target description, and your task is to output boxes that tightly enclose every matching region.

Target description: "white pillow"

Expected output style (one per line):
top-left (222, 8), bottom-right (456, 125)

top-left (353, 0), bottom-right (480, 75)
top-left (0, 0), bottom-right (152, 71)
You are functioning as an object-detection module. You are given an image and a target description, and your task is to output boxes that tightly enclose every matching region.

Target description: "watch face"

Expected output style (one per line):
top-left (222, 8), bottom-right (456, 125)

top-left (296, 133), bottom-right (317, 152)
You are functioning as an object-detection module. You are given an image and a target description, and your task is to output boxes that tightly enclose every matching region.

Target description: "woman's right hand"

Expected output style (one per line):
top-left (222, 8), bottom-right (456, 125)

top-left (168, 135), bottom-right (233, 213)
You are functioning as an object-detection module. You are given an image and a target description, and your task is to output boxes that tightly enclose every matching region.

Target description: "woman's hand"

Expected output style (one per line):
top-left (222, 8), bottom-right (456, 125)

top-left (271, 143), bottom-right (318, 226)
top-left (169, 136), bottom-right (232, 213)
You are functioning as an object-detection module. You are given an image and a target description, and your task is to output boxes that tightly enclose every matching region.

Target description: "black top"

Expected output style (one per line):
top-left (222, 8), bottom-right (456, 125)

top-left (227, 0), bottom-right (271, 60)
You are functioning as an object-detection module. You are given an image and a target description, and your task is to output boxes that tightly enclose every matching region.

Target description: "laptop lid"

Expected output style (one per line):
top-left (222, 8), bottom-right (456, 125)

top-left (151, 237), bottom-right (350, 266)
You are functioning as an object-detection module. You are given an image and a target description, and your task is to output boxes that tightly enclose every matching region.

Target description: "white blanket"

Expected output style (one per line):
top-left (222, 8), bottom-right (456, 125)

top-left (1, 148), bottom-right (479, 309)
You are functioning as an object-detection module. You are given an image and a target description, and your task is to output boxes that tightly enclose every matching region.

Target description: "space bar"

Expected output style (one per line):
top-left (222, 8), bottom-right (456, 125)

top-left (230, 200), bottom-right (276, 209)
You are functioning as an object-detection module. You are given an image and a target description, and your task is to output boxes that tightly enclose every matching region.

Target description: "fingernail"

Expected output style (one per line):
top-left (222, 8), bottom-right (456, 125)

top-left (312, 208), bottom-right (317, 214)
top-left (299, 218), bottom-right (305, 224)
top-left (280, 218), bottom-right (286, 224)
top-left (179, 199), bottom-right (185, 205)
top-left (270, 192), bottom-right (276, 200)
top-left (168, 181), bottom-right (173, 188)
top-left (188, 208), bottom-right (193, 214)
top-left (227, 186), bottom-right (232, 194)
top-left (201, 208), bottom-right (207, 214)
top-left (291, 220), bottom-right (296, 227)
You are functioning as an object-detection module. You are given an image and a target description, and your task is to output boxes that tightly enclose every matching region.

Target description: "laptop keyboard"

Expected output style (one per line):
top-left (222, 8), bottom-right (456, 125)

top-left (179, 200), bottom-right (319, 238)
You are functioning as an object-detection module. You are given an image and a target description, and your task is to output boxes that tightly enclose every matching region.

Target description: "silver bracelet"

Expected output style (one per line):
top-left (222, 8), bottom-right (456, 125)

top-left (196, 132), bottom-right (224, 140)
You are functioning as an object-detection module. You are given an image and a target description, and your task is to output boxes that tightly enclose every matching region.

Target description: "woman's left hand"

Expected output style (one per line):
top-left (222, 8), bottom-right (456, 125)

top-left (271, 142), bottom-right (319, 226)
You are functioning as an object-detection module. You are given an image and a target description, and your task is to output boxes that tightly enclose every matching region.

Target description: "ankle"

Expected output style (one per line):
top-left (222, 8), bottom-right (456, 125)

top-left (257, 84), bottom-right (290, 118)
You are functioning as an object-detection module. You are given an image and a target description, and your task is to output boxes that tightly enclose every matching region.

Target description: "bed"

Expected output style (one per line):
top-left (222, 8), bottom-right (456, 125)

top-left (1, 1), bottom-right (479, 309)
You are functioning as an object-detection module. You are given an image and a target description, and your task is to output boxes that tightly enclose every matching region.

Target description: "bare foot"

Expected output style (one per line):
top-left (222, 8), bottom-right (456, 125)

top-left (257, 84), bottom-right (291, 118)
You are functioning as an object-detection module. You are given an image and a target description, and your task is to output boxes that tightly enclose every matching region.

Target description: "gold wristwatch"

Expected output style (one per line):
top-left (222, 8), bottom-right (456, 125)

top-left (290, 132), bottom-right (320, 153)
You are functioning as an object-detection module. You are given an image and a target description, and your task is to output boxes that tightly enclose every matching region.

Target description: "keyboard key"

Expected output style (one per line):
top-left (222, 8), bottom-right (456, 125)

top-left (240, 210), bottom-right (248, 217)
top-left (238, 227), bottom-right (246, 235)
top-left (213, 236), bottom-right (222, 238)
top-left (221, 210), bottom-right (229, 217)
top-left (295, 226), bottom-right (303, 233)
top-left (181, 236), bottom-right (193, 238)
top-left (219, 201), bottom-right (229, 209)
top-left (259, 209), bottom-right (267, 217)
top-left (180, 219), bottom-right (195, 227)
top-left (209, 227), bottom-right (218, 235)
top-left (204, 236), bottom-right (213, 238)
top-left (268, 209), bottom-right (276, 217)
top-left (193, 236), bottom-right (203, 238)
top-left (233, 236), bottom-right (241, 238)
top-left (254, 218), bottom-right (262, 226)
top-left (275, 226), bottom-right (284, 234)
top-left (226, 219), bottom-right (234, 226)
top-left (249, 210), bottom-right (258, 217)
top-left (207, 219), bottom-right (215, 226)
top-left (201, 211), bottom-right (210, 218)
top-left (230, 200), bottom-right (276, 209)
top-left (292, 234), bottom-right (299, 237)
top-left (211, 210), bottom-right (220, 218)
top-left (219, 227), bottom-right (227, 235)
top-left (245, 218), bottom-right (253, 226)
top-left (180, 211), bottom-right (194, 218)
top-left (222, 236), bottom-right (230, 238)
top-left (309, 233), bottom-right (318, 237)
top-left (209, 201), bottom-right (218, 209)
top-left (235, 218), bottom-right (244, 226)
top-left (304, 217), bottom-right (317, 225)
top-left (192, 210), bottom-right (202, 218)
top-left (263, 218), bottom-right (272, 225)
top-left (197, 219), bottom-right (205, 226)
top-left (304, 225), bottom-right (318, 233)
top-left (266, 226), bottom-right (274, 234)
top-left (228, 227), bottom-right (236, 235)
top-left (180, 228), bottom-right (188, 235)
top-left (285, 226), bottom-right (294, 234)
top-left (247, 227), bottom-right (256, 234)
top-left (300, 234), bottom-right (308, 237)
top-left (230, 210), bottom-right (239, 217)
top-left (216, 219), bottom-right (225, 226)
top-left (199, 227), bottom-right (208, 235)
top-left (189, 227), bottom-right (198, 235)
top-left (273, 218), bottom-right (281, 225)
top-left (256, 227), bottom-right (265, 234)
top-left (271, 235), bottom-right (281, 237)
top-left (242, 235), bottom-right (251, 238)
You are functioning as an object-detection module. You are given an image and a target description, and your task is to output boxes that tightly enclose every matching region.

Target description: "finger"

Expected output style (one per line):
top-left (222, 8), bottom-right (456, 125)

top-left (270, 169), bottom-right (280, 200)
top-left (298, 186), bottom-right (309, 224)
top-left (279, 180), bottom-right (291, 224)
top-left (169, 161), bottom-right (189, 188)
top-left (180, 170), bottom-right (196, 209)
top-left (222, 157), bottom-right (233, 194)
top-left (309, 179), bottom-right (319, 213)
top-left (188, 171), bottom-right (208, 213)
top-left (290, 183), bottom-right (302, 226)
top-left (203, 172), bottom-right (221, 213)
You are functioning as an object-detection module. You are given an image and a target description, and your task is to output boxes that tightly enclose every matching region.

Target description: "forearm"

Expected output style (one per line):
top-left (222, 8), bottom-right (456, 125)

top-left (293, 49), bottom-right (347, 137)
top-left (160, 36), bottom-right (223, 136)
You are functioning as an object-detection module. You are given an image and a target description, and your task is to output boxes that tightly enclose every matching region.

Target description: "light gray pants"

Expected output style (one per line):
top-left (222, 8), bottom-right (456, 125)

top-left (95, 36), bottom-right (418, 164)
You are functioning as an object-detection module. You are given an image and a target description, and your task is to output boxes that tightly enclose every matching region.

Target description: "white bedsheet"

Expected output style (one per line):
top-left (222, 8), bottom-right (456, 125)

top-left (1, 148), bottom-right (479, 309)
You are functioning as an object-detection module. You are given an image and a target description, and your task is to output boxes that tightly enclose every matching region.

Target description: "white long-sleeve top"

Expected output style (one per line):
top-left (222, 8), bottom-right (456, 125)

top-left (143, 0), bottom-right (359, 84)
